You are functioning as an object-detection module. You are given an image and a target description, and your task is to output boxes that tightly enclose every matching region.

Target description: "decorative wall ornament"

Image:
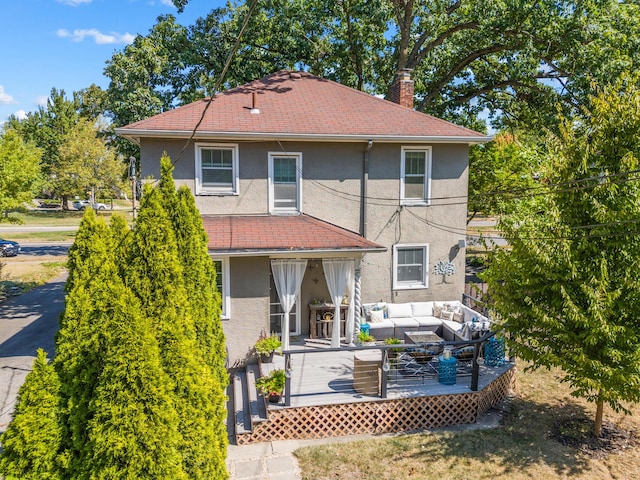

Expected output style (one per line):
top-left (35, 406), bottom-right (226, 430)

top-left (433, 260), bottom-right (456, 283)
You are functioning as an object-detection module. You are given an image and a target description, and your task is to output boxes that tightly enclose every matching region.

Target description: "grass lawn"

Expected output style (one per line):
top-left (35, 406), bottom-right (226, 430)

top-left (295, 364), bottom-right (640, 479)
top-left (0, 251), bottom-right (68, 297)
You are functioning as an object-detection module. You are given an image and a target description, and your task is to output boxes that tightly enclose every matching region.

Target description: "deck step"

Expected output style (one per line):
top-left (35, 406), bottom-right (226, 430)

top-left (233, 371), bottom-right (252, 436)
top-left (246, 363), bottom-right (268, 424)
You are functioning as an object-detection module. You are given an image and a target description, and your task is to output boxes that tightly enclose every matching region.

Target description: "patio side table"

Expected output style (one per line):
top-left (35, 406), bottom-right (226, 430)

top-left (353, 350), bottom-right (381, 396)
top-left (437, 354), bottom-right (457, 385)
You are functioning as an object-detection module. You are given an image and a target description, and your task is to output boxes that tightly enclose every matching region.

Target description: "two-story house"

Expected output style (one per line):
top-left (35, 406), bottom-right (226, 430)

top-left (116, 70), bottom-right (489, 365)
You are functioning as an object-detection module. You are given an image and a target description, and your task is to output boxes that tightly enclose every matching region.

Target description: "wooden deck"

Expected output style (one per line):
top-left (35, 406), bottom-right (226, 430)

top-left (233, 342), bottom-right (516, 444)
top-left (263, 344), bottom-right (513, 408)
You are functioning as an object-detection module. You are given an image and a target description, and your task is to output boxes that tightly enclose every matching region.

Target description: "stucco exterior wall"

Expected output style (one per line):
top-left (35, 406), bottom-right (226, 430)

top-left (139, 137), bottom-right (469, 364)
top-left (223, 256), bottom-right (271, 366)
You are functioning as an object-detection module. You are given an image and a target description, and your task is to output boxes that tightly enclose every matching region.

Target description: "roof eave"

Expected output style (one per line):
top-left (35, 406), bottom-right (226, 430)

top-left (208, 246), bottom-right (388, 257)
top-left (115, 128), bottom-right (492, 145)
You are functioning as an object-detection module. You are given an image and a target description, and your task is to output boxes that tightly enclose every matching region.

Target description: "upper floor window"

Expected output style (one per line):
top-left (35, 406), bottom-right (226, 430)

top-left (400, 146), bottom-right (432, 205)
top-left (393, 244), bottom-right (429, 289)
top-left (195, 143), bottom-right (239, 195)
top-left (212, 257), bottom-right (230, 319)
top-left (269, 152), bottom-right (302, 213)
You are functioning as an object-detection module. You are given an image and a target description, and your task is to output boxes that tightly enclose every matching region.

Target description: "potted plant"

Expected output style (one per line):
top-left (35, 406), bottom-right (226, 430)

top-left (384, 337), bottom-right (403, 359)
top-left (254, 334), bottom-right (282, 363)
top-left (255, 368), bottom-right (286, 403)
top-left (357, 330), bottom-right (377, 346)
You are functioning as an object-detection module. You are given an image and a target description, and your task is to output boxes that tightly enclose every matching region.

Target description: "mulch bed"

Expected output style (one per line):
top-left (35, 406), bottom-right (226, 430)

top-left (549, 413), bottom-right (639, 459)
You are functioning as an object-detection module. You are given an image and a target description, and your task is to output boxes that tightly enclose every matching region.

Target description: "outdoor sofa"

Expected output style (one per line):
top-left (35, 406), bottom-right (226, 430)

top-left (361, 300), bottom-right (491, 342)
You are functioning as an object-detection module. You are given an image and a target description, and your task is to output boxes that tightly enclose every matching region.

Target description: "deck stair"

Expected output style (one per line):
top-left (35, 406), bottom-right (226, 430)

top-left (232, 363), bottom-right (269, 441)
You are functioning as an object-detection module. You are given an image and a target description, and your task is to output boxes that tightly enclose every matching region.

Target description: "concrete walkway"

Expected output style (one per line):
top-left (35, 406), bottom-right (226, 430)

top-left (0, 273), bottom-right (67, 431)
top-left (226, 434), bottom-right (379, 480)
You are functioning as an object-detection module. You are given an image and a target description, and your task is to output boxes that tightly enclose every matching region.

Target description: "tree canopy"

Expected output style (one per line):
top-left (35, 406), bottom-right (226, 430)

top-left (98, 0), bottom-right (640, 139)
top-left (0, 128), bottom-right (41, 220)
top-left (481, 78), bottom-right (640, 436)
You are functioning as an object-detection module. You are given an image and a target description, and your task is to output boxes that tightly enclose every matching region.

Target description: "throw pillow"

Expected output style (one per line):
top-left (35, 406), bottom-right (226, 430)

top-left (433, 303), bottom-right (443, 318)
top-left (370, 309), bottom-right (385, 323)
top-left (452, 311), bottom-right (464, 323)
top-left (362, 303), bottom-right (375, 321)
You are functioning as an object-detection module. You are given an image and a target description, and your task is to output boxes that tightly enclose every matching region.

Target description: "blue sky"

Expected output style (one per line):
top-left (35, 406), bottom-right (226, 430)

top-left (0, 0), bottom-right (225, 125)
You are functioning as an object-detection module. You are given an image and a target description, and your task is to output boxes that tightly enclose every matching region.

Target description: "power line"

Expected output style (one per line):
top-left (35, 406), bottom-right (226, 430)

top-left (174, 0), bottom-right (259, 167)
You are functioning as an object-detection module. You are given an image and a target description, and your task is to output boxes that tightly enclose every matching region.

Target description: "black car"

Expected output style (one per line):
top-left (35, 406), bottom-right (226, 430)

top-left (0, 238), bottom-right (20, 257)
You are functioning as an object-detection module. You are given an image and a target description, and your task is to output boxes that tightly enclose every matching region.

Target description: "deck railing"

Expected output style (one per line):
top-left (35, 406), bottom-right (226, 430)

top-left (280, 331), bottom-right (506, 407)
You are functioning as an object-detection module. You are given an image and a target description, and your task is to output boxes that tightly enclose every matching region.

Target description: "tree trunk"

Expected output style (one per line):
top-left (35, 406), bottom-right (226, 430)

top-left (594, 400), bottom-right (604, 437)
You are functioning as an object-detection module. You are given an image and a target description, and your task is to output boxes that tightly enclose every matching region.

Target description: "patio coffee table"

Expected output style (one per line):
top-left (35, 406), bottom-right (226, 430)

top-left (404, 331), bottom-right (443, 345)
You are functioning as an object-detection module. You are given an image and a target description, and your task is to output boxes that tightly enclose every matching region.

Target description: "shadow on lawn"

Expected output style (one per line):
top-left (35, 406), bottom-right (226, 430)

top-left (407, 398), bottom-right (597, 478)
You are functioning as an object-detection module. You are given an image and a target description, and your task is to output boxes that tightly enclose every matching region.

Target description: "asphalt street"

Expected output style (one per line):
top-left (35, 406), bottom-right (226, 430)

top-left (0, 273), bottom-right (68, 432)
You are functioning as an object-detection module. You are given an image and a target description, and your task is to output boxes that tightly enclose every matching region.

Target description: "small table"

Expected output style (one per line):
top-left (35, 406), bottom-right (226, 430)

top-left (353, 350), bottom-right (381, 396)
top-left (404, 331), bottom-right (443, 345)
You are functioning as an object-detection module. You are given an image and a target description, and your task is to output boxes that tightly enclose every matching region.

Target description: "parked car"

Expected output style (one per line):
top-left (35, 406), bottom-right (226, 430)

top-left (0, 238), bottom-right (20, 257)
top-left (73, 200), bottom-right (107, 211)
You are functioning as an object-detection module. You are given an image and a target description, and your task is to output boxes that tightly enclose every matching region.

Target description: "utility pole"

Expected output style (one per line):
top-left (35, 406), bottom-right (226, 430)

top-left (129, 156), bottom-right (137, 219)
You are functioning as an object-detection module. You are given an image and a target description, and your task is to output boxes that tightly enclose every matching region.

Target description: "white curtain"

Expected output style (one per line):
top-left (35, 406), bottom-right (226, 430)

top-left (271, 259), bottom-right (307, 351)
top-left (322, 258), bottom-right (355, 348)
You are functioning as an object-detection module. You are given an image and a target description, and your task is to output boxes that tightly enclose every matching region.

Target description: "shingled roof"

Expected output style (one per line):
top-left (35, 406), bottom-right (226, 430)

top-left (201, 214), bottom-right (385, 255)
top-left (116, 70), bottom-right (488, 143)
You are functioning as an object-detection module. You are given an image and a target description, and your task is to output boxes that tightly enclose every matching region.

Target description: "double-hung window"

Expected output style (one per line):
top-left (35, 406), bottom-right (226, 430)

top-left (195, 143), bottom-right (239, 195)
top-left (393, 244), bottom-right (429, 289)
top-left (401, 146), bottom-right (431, 205)
top-left (269, 152), bottom-right (302, 213)
top-left (212, 258), bottom-right (230, 319)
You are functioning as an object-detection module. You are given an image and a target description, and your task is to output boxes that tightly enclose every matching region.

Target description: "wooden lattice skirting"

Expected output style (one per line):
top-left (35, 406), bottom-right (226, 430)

top-left (236, 366), bottom-right (516, 444)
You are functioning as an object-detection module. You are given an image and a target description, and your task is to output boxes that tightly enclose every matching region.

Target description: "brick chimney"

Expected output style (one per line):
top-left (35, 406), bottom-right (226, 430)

top-left (388, 69), bottom-right (414, 109)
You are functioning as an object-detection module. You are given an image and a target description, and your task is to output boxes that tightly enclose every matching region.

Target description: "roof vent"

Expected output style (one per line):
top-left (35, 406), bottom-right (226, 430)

top-left (289, 72), bottom-right (301, 79)
top-left (250, 91), bottom-right (260, 114)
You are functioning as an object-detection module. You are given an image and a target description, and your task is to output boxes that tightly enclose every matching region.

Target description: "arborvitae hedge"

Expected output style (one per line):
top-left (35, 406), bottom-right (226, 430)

top-left (0, 349), bottom-right (63, 480)
top-left (0, 164), bottom-right (229, 478)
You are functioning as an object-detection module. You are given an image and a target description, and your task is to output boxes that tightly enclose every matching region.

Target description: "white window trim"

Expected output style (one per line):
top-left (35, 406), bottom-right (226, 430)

top-left (393, 243), bottom-right (429, 290)
top-left (400, 146), bottom-right (432, 206)
top-left (268, 152), bottom-right (302, 214)
top-left (195, 143), bottom-right (239, 195)
top-left (212, 257), bottom-right (231, 320)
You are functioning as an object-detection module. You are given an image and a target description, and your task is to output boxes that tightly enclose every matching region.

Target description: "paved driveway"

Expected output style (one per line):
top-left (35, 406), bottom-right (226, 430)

top-left (0, 273), bottom-right (67, 432)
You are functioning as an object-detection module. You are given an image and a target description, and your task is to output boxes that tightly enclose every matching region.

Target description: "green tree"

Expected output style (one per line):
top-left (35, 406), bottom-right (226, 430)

top-left (7, 88), bottom-right (80, 178)
top-left (482, 78), bottom-right (640, 437)
top-left (52, 118), bottom-right (125, 208)
top-left (158, 156), bottom-right (229, 471)
top-left (0, 128), bottom-right (41, 221)
top-left (467, 132), bottom-right (542, 222)
top-left (126, 183), bottom-right (228, 479)
top-left (55, 209), bottom-right (116, 476)
top-left (0, 349), bottom-right (63, 480)
top-left (80, 244), bottom-right (186, 479)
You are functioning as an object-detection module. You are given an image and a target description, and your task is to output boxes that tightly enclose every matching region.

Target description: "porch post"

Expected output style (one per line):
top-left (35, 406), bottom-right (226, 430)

top-left (353, 260), bottom-right (362, 343)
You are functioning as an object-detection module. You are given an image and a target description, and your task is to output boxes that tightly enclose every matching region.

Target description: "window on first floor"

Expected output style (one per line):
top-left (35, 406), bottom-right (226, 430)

top-left (195, 143), bottom-right (239, 195)
top-left (212, 257), bottom-right (230, 319)
top-left (393, 244), bottom-right (429, 289)
top-left (400, 146), bottom-right (432, 205)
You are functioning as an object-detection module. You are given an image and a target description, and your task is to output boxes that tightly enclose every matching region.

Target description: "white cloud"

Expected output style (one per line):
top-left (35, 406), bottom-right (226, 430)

top-left (57, 0), bottom-right (93, 6)
top-left (13, 110), bottom-right (28, 120)
top-left (36, 95), bottom-right (49, 107)
top-left (160, 0), bottom-right (176, 6)
top-left (0, 85), bottom-right (16, 105)
top-left (57, 28), bottom-right (135, 45)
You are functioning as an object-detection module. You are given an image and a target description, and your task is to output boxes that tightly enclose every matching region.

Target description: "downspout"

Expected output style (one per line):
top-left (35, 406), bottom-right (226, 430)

top-left (362, 140), bottom-right (373, 238)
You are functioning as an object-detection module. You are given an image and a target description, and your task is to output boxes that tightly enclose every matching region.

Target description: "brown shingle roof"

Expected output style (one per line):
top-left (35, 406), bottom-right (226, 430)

top-left (202, 214), bottom-right (385, 255)
top-left (117, 70), bottom-right (487, 142)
